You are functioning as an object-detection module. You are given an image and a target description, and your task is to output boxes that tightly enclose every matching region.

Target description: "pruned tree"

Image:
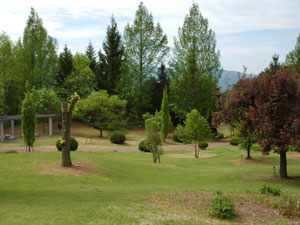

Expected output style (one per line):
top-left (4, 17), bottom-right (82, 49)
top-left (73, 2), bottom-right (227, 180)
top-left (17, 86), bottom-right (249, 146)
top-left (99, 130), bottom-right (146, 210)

top-left (61, 93), bottom-right (79, 167)
top-left (145, 117), bottom-right (163, 163)
top-left (21, 84), bottom-right (36, 152)
top-left (160, 87), bottom-right (171, 142)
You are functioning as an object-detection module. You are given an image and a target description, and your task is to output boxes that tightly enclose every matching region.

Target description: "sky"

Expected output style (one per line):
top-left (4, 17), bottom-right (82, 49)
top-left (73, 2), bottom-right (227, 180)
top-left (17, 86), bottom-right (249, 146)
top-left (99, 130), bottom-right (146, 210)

top-left (0, 0), bottom-right (299, 74)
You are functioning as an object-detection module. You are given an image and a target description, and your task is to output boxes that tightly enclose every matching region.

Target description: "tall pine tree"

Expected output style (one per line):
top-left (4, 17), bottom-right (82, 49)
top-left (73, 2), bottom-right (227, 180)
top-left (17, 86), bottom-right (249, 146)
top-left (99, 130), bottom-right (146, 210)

top-left (97, 16), bottom-right (124, 94)
top-left (56, 45), bottom-right (73, 100)
top-left (170, 3), bottom-right (222, 120)
top-left (85, 41), bottom-right (97, 75)
top-left (122, 2), bottom-right (169, 119)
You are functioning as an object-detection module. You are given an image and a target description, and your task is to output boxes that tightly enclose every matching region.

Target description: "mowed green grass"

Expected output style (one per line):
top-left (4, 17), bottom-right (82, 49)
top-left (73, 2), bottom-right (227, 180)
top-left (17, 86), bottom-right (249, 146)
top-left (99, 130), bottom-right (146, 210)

top-left (0, 146), bottom-right (300, 225)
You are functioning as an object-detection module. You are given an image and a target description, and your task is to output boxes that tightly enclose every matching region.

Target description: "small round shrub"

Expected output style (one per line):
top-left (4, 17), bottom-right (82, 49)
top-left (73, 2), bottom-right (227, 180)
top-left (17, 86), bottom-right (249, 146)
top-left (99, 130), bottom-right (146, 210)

top-left (198, 142), bottom-right (208, 150)
top-left (216, 133), bottom-right (224, 139)
top-left (229, 137), bottom-right (240, 146)
top-left (110, 131), bottom-right (126, 144)
top-left (172, 131), bottom-right (183, 143)
top-left (138, 139), bottom-right (151, 152)
top-left (210, 194), bottom-right (235, 220)
top-left (56, 137), bottom-right (78, 151)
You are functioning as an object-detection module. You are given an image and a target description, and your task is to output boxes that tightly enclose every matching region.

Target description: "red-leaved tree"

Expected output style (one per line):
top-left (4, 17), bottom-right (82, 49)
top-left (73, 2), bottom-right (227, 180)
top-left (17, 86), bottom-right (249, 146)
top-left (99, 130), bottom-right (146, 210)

top-left (215, 70), bottom-right (300, 178)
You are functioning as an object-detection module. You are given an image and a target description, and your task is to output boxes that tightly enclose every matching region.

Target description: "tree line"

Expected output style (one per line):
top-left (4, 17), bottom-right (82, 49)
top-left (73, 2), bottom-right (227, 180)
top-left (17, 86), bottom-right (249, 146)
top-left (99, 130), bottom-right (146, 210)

top-left (0, 2), bottom-right (221, 126)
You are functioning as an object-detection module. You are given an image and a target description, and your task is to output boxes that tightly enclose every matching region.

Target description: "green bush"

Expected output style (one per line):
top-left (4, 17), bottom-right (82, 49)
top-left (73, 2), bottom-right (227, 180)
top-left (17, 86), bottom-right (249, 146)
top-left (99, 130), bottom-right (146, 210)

top-left (216, 133), bottom-right (224, 139)
top-left (138, 139), bottom-right (151, 152)
top-left (110, 131), bottom-right (126, 144)
top-left (229, 137), bottom-right (240, 146)
top-left (198, 142), bottom-right (208, 150)
top-left (210, 194), bottom-right (235, 220)
top-left (260, 185), bottom-right (281, 196)
top-left (56, 137), bottom-right (78, 151)
top-left (172, 130), bottom-right (183, 142)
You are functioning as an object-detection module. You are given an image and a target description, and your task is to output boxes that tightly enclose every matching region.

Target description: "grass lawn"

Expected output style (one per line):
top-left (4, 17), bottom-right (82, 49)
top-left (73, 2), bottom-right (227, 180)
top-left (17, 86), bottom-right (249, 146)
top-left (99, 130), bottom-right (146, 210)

top-left (1, 145), bottom-right (300, 224)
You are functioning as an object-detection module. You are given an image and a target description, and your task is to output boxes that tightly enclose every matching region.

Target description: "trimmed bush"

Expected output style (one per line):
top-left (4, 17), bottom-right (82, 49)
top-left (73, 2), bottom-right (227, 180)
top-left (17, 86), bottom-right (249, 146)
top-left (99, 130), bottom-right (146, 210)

top-left (110, 131), bottom-right (126, 144)
top-left (260, 185), bottom-right (281, 196)
top-left (198, 142), bottom-right (208, 150)
top-left (138, 139), bottom-right (151, 152)
top-left (172, 130), bottom-right (183, 143)
top-left (216, 133), bottom-right (224, 139)
top-left (210, 194), bottom-right (235, 220)
top-left (56, 137), bottom-right (78, 151)
top-left (229, 137), bottom-right (240, 146)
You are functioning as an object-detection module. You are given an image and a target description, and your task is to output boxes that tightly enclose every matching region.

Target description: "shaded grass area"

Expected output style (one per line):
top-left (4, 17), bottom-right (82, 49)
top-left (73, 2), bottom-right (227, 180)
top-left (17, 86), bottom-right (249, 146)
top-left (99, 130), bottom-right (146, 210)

top-left (0, 146), bottom-right (300, 224)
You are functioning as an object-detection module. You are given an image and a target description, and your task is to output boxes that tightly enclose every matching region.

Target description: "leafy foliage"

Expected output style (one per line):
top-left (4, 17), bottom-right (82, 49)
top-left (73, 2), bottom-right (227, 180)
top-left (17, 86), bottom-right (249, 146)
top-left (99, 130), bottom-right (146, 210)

top-left (229, 137), bottom-right (240, 146)
top-left (97, 17), bottom-right (124, 94)
top-left (65, 53), bottom-right (96, 98)
top-left (170, 3), bottom-right (221, 120)
top-left (122, 2), bottom-right (169, 118)
top-left (179, 109), bottom-right (211, 158)
top-left (160, 87), bottom-right (171, 142)
top-left (286, 34), bottom-right (300, 74)
top-left (198, 142), bottom-right (208, 150)
top-left (32, 88), bottom-right (61, 114)
top-left (260, 185), bottom-right (281, 196)
top-left (138, 139), bottom-right (151, 152)
top-left (21, 86), bottom-right (36, 152)
top-left (76, 90), bottom-right (127, 137)
top-left (145, 117), bottom-right (163, 163)
top-left (210, 194), bottom-right (235, 220)
top-left (109, 131), bottom-right (126, 144)
top-left (56, 137), bottom-right (78, 151)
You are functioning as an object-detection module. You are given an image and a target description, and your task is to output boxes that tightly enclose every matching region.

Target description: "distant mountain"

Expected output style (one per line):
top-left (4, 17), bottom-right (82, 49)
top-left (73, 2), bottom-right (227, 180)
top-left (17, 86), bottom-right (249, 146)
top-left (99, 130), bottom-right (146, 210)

top-left (218, 70), bottom-right (254, 91)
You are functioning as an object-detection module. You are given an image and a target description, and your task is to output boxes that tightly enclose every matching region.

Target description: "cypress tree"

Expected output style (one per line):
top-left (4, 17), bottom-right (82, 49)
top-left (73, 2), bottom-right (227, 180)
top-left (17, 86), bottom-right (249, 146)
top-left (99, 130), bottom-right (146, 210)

top-left (160, 86), bottom-right (171, 142)
top-left (21, 83), bottom-right (36, 152)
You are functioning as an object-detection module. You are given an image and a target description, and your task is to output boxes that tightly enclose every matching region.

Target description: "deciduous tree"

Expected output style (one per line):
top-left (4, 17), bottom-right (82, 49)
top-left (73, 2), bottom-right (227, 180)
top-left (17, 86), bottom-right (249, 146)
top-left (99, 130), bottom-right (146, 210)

top-left (122, 2), bottom-right (169, 118)
top-left (170, 3), bottom-right (222, 120)
top-left (145, 117), bottom-right (163, 163)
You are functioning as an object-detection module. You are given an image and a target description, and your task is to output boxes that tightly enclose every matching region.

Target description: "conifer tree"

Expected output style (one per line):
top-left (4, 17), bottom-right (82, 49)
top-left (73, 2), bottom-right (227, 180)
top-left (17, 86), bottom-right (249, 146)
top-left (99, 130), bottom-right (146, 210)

top-left (21, 83), bottom-right (36, 152)
top-left (122, 2), bottom-right (169, 118)
top-left (56, 45), bottom-right (73, 100)
top-left (97, 16), bottom-right (124, 94)
top-left (170, 3), bottom-right (222, 120)
top-left (85, 41), bottom-right (97, 75)
top-left (160, 87), bottom-right (171, 142)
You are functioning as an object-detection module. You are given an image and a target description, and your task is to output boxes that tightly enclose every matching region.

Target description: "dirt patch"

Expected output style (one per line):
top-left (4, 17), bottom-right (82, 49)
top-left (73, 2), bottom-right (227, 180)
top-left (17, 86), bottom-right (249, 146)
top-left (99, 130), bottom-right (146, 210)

top-left (231, 158), bottom-right (271, 166)
top-left (142, 191), bottom-right (299, 224)
top-left (40, 161), bottom-right (100, 176)
top-left (169, 153), bottom-right (217, 159)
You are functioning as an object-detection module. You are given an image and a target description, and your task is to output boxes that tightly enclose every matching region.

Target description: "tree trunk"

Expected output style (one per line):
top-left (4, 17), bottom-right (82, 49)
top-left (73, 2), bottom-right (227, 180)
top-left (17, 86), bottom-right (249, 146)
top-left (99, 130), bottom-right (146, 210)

top-left (42, 119), bottom-right (45, 133)
top-left (61, 102), bottom-right (72, 167)
top-left (194, 144), bottom-right (198, 158)
top-left (99, 129), bottom-right (103, 137)
top-left (246, 146), bottom-right (251, 159)
top-left (61, 95), bottom-right (79, 167)
top-left (279, 150), bottom-right (288, 178)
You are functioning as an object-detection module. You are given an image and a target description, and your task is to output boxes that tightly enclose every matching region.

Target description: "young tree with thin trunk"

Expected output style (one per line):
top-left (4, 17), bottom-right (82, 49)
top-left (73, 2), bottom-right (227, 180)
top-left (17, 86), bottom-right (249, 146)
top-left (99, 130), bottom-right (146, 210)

top-left (61, 93), bottom-right (79, 167)
top-left (21, 84), bottom-right (36, 152)
top-left (145, 117), bottom-right (163, 163)
top-left (180, 109), bottom-right (211, 158)
top-left (160, 87), bottom-right (171, 142)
